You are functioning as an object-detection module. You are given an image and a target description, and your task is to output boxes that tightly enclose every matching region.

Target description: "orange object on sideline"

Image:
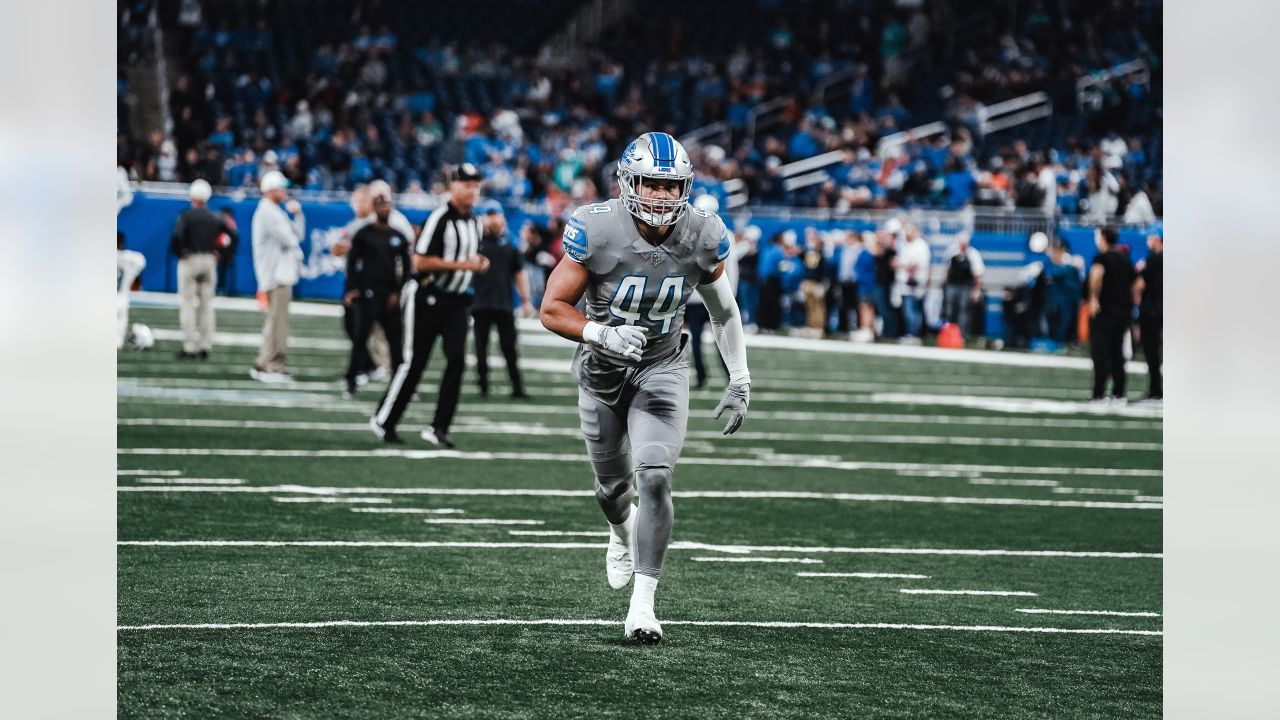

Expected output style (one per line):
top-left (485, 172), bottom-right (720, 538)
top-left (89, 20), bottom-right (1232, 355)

top-left (256, 290), bottom-right (270, 311)
top-left (1078, 304), bottom-right (1091, 342)
top-left (937, 322), bottom-right (964, 349)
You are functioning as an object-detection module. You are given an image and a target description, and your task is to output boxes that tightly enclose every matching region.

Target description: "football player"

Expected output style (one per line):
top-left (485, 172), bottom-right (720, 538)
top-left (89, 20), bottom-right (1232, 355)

top-left (540, 133), bottom-right (751, 644)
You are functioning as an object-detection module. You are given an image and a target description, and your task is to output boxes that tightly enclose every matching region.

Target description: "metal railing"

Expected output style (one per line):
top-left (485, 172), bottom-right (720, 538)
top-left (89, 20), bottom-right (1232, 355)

top-left (978, 91), bottom-right (1052, 136)
top-left (1077, 59), bottom-right (1149, 112)
top-left (679, 121), bottom-right (732, 151)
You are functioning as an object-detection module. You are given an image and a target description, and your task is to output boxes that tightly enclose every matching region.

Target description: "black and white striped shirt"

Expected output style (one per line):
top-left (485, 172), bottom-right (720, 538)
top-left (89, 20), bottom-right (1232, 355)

top-left (414, 201), bottom-right (482, 294)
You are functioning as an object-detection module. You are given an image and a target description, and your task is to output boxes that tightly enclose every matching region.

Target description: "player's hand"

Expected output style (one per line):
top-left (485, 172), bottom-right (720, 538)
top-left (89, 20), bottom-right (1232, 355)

top-left (285, 200), bottom-right (302, 215)
top-left (387, 292), bottom-right (400, 311)
top-left (343, 290), bottom-right (358, 307)
top-left (519, 301), bottom-right (535, 319)
top-left (332, 239), bottom-right (351, 257)
top-left (582, 321), bottom-right (647, 363)
top-left (713, 383), bottom-right (750, 435)
top-left (468, 256), bottom-right (490, 273)
top-left (256, 290), bottom-right (270, 310)
top-left (1088, 298), bottom-right (1101, 317)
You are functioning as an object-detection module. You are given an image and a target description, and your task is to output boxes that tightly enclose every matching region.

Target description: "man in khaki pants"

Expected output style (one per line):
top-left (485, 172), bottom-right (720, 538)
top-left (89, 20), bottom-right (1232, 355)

top-left (170, 179), bottom-right (237, 359)
top-left (250, 170), bottom-right (305, 382)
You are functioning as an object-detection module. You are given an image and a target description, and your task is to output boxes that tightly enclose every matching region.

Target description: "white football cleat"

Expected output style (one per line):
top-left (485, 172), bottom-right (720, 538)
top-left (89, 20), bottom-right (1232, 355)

top-left (606, 516), bottom-right (635, 590)
top-left (624, 605), bottom-right (663, 645)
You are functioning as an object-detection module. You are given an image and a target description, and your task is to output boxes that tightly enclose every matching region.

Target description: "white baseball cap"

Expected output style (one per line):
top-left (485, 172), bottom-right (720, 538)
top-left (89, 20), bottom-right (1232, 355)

top-left (260, 170), bottom-right (289, 193)
top-left (368, 179), bottom-right (393, 202)
top-left (189, 179), bottom-right (212, 202)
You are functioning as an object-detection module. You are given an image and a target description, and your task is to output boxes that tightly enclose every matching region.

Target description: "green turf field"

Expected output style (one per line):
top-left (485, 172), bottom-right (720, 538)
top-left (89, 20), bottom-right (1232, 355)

top-left (117, 301), bottom-right (1162, 719)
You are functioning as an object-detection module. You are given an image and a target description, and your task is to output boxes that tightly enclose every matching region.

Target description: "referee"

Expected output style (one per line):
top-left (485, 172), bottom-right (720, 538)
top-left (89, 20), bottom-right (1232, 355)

top-left (371, 163), bottom-right (489, 446)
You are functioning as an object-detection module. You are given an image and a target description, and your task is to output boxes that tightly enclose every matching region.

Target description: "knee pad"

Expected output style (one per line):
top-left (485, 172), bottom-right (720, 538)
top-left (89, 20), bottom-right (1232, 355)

top-left (633, 444), bottom-right (674, 498)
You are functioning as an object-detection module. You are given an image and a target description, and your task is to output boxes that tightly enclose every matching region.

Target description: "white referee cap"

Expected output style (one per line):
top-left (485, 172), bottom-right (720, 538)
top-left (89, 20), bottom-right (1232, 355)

top-left (260, 170), bottom-right (289, 193)
top-left (189, 179), bottom-right (212, 201)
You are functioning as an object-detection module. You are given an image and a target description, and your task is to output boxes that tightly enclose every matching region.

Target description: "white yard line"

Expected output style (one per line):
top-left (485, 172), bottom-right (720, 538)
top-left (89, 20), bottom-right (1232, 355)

top-left (1134, 496), bottom-right (1164, 503)
top-left (113, 616), bottom-right (1161, 636)
top-left (1051, 487), bottom-right (1141, 496)
top-left (424, 519), bottom-right (544, 525)
top-left (691, 557), bottom-right (824, 564)
top-left (872, 393), bottom-right (1163, 418)
top-left (797, 572), bottom-right (930, 579)
top-left (135, 478), bottom-right (244, 485)
top-left (902, 589), bottom-right (1038, 597)
top-left (508, 530), bottom-right (608, 537)
top-left (115, 447), bottom-right (1164, 478)
top-left (351, 508), bottom-right (466, 514)
top-left (115, 483), bottom-right (1162, 510)
top-left (117, 418), bottom-right (1160, 452)
top-left (271, 497), bottom-right (392, 504)
top-left (969, 478), bottom-right (1062, 487)
top-left (1015, 608), bottom-right (1161, 618)
top-left (116, 469), bottom-right (182, 476)
top-left (115, 539), bottom-right (1162, 559)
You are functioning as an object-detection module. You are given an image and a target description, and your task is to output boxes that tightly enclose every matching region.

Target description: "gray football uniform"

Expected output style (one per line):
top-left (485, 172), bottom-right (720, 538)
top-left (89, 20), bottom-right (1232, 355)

top-left (562, 199), bottom-right (730, 579)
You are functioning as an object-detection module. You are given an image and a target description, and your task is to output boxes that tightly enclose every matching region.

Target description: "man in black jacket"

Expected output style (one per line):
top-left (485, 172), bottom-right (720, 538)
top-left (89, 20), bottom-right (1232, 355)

top-left (343, 188), bottom-right (410, 397)
top-left (170, 179), bottom-right (237, 359)
top-left (471, 201), bottom-right (533, 399)
top-left (1087, 226), bottom-right (1136, 402)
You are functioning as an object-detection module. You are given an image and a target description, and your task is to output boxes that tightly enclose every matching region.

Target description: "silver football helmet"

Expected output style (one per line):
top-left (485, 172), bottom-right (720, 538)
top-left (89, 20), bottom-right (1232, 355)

top-left (617, 132), bottom-right (694, 227)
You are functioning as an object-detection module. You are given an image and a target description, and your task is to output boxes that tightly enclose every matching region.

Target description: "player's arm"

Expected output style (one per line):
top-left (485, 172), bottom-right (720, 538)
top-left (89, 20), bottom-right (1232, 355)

top-left (412, 214), bottom-right (484, 273)
top-left (696, 261), bottom-right (751, 434)
top-left (539, 256), bottom-right (592, 341)
top-left (540, 255), bottom-right (645, 361)
top-left (1088, 262), bottom-right (1105, 316)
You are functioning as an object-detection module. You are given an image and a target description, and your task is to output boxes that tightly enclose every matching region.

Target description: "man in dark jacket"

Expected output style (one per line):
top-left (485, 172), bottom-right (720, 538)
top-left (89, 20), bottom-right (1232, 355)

top-left (471, 200), bottom-right (533, 398)
top-left (170, 179), bottom-right (237, 358)
top-left (1134, 234), bottom-right (1163, 401)
top-left (1087, 226), bottom-right (1136, 402)
top-left (342, 187), bottom-right (410, 397)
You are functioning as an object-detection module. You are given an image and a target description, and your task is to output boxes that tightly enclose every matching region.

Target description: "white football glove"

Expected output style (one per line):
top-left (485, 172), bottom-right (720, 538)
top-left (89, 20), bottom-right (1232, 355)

top-left (713, 383), bottom-right (750, 435)
top-left (582, 321), bottom-right (647, 363)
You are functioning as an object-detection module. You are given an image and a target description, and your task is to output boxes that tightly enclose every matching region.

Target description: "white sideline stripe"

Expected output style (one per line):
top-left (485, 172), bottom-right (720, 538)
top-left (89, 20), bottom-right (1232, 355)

top-left (797, 572), bottom-right (930, 579)
top-left (115, 484), bottom-right (1162, 510)
top-left (969, 478), bottom-right (1061, 487)
top-left (1051, 487), bottom-right (1140, 496)
top-left (113, 617), bottom-right (1161, 636)
top-left (116, 540), bottom-right (1162, 559)
top-left (509, 530), bottom-right (608, 537)
top-left (351, 508), bottom-right (466, 515)
top-left (692, 557), bottom-right (824, 564)
top-left (117, 418), bottom-right (1160, 452)
top-left (271, 497), bottom-right (393, 504)
top-left (424, 519), bottom-right (544, 525)
top-left (116, 447), bottom-right (1164, 477)
top-left (872, 393), bottom-right (1162, 418)
top-left (1016, 608), bottom-right (1161, 618)
top-left (1134, 496), bottom-right (1164, 503)
top-left (134, 290), bottom-right (1149, 372)
top-left (136, 478), bottom-right (244, 485)
top-left (902, 589), bottom-right (1038, 597)
top-left (116, 469), bottom-right (182, 476)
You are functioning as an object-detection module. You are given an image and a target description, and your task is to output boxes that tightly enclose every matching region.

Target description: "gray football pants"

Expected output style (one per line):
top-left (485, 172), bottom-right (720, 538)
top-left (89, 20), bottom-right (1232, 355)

top-left (577, 363), bottom-right (689, 580)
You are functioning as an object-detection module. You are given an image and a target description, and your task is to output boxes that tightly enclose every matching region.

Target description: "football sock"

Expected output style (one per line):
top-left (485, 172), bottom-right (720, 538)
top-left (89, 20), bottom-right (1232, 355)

top-left (609, 512), bottom-right (634, 547)
top-left (631, 573), bottom-right (658, 610)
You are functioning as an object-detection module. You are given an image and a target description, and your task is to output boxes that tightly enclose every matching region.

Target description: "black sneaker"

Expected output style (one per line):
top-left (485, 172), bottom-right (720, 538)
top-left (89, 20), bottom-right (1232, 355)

top-left (198, 350), bottom-right (210, 360)
top-left (176, 351), bottom-right (200, 360)
top-left (511, 390), bottom-right (530, 400)
top-left (420, 426), bottom-right (456, 448)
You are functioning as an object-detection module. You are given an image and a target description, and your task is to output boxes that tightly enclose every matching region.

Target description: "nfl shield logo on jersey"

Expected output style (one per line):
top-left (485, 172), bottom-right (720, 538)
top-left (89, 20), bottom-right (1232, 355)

top-left (649, 252), bottom-right (663, 267)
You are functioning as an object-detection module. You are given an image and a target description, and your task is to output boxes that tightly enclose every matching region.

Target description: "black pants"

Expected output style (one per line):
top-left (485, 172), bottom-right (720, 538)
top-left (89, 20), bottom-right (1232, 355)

top-left (1140, 312), bottom-right (1162, 398)
top-left (685, 302), bottom-right (729, 387)
top-left (472, 308), bottom-right (524, 395)
top-left (345, 292), bottom-right (403, 388)
top-left (836, 281), bottom-right (858, 333)
top-left (1090, 313), bottom-right (1130, 399)
top-left (374, 285), bottom-right (471, 433)
top-left (758, 276), bottom-right (783, 331)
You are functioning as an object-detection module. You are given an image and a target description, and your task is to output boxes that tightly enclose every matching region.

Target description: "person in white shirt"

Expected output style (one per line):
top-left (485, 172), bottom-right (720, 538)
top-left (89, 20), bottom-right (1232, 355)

top-left (894, 224), bottom-right (932, 343)
top-left (117, 232), bottom-right (146, 349)
top-left (250, 170), bottom-right (305, 381)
